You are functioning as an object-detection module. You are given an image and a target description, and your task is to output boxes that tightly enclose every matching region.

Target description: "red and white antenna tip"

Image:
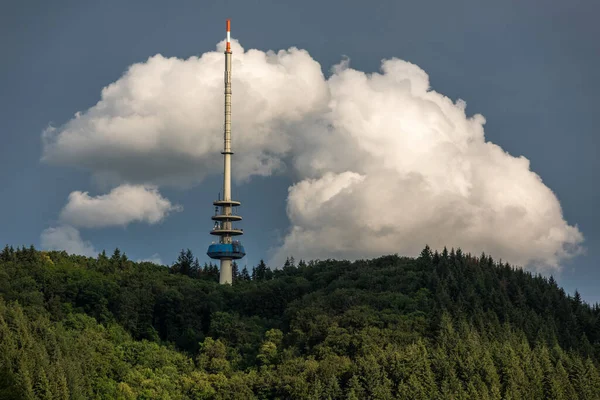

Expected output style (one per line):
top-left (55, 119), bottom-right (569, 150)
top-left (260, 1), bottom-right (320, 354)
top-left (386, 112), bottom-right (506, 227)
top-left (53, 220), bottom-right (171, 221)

top-left (226, 19), bottom-right (231, 52)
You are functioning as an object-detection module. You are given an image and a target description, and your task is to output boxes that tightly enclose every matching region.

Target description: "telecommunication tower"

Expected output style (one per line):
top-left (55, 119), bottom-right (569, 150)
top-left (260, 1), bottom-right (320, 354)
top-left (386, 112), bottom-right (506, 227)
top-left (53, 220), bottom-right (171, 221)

top-left (206, 19), bottom-right (246, 284)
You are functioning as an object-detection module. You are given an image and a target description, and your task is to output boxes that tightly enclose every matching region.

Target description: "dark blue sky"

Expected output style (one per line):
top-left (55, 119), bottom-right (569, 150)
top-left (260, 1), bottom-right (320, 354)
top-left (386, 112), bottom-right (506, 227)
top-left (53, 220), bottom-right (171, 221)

top-left (1, 0), bottom-right (598, 302)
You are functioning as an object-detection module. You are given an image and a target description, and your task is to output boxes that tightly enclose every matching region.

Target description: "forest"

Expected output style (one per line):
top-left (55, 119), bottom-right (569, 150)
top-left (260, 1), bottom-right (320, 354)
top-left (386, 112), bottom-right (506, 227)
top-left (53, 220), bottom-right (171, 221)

top-left (1, 244), bottom-right (599, 399)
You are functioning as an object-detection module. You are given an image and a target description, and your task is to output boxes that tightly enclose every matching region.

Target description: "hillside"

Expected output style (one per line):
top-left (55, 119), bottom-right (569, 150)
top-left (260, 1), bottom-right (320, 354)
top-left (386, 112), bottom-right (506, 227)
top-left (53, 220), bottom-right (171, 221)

top-left (1, 245), bottom-right (599, 399)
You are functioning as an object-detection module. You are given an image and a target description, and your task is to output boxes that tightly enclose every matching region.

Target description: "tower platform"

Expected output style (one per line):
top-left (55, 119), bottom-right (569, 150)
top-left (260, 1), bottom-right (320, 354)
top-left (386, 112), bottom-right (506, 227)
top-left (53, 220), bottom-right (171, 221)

top-left (207, 242), bottom-right (246, 259)
top-left (211, 214), bottom-right (242, 221)
top-left (213, 200), bottom-right (241, 207)
top-left (210, 227), bottom-right (243, 236)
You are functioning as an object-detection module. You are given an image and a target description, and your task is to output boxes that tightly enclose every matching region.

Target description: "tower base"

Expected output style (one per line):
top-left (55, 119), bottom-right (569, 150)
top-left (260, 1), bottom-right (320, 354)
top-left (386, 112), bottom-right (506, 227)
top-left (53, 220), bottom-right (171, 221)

top-left (219, 259), bottom-right (232, 285)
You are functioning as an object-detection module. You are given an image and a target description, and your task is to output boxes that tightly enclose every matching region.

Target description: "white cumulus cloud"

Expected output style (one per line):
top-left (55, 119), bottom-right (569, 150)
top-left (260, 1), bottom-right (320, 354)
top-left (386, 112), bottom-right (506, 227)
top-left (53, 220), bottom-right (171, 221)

top-left (42, 41), bottom-right (584, 271)
top-left (271, 59), bottom-right (584, 271)
top-left (138, 253), bottom-right (163, 265)
top-left (40, 225), bottom-right (97, 257)
top-left (59, 184), bottom-right (182, 228)
top-left (42, 40), bottom-right (328, 187)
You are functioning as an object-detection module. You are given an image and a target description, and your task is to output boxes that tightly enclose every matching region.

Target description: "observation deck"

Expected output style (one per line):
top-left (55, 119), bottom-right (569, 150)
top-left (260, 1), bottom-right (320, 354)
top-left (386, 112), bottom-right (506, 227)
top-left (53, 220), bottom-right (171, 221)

top-left (209, 196), bottom-right (244, 259)
top-left (211, 214), bottom-right (242, 222)
top-left (210, 227), bottom-right (243, 236)
top-left (207, 241), bottom-right (246, 260)
top-left (213, 200), bottom-right (241, 207)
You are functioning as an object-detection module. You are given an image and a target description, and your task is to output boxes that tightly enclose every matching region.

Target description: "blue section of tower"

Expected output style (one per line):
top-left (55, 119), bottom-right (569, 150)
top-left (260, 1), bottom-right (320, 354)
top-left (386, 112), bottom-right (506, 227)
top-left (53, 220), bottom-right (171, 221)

top-left (207, 242), bottom-right (246, 259)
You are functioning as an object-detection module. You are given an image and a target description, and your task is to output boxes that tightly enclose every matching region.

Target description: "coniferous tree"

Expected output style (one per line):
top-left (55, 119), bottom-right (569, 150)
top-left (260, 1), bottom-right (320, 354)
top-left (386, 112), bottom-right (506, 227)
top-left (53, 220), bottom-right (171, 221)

top-left (173, 249), bottom-right (195, 277)
top-left (240, 266), bottom-right (250, 281)
top-left (232, 261), bottom-right (239, 281)
top-left (0, 245), bottom-right (10, 261)
top-left (210, 263), bottom-right (219, 278)
top-left (192, 257), bottom-right (200, 278)
top-left (346, 374), bottom-right (365, 400)
top-left (255, 260), bottom-right (268, 281)
top-left (418, 244), bottom-right (432, 263)
top-left (109, 248), bottom-right (122, 271)
top-left (442, 246), bottom-right (449, 260)
top-left (265, 268), bottom-right (274, 280)
top-left (184, 249), bottom-right (194, 277)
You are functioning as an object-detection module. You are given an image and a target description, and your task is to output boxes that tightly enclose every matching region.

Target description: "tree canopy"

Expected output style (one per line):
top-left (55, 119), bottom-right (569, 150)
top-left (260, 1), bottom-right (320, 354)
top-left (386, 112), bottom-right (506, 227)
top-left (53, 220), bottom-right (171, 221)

top-left (1, 244), bottom-right (599, 399)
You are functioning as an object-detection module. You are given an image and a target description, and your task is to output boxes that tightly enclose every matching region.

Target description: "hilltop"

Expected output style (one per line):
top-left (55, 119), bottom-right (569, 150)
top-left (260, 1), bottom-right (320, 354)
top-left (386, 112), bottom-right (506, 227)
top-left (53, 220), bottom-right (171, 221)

top-left (0, 245), bottom-right (599, 399)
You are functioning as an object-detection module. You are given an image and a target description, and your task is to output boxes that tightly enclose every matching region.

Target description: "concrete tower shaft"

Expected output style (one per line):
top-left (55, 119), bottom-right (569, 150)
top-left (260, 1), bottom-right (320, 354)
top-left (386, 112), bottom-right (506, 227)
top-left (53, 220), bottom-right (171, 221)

top-left (223, 36), bottom-right (232, 220)
top-left (207, 19), bottom-right (246, 284)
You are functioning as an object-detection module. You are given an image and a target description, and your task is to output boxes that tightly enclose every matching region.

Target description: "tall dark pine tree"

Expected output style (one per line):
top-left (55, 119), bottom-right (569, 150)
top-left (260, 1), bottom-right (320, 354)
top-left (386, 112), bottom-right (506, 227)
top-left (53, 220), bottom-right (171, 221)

top-left (96, 250), bottom-right (110, 272)
top-left (240, 266), bottom-right (250, 281)
top-left (108, 248), bottom-right (122, 272)
top-left (119, 251), bottom-right (129, 270)
top-left (418, 245), bottom-right (433, 265)
top-left (192, 257), bottom-right (200, 278)
top-left (209, 263), bottom-right (219, 279)
top-left (232, 261), bottom-right (239, 280)
top-left (255, 260), bottom-right (268, 281)
top-left (111, 248), bottom-right (121, 262)
top-left (0, 245), bottom-right (13, 262)
top-left (455, 247), bottom-right (463, 260)
top-left (173, 249), bottom-right (195, 277)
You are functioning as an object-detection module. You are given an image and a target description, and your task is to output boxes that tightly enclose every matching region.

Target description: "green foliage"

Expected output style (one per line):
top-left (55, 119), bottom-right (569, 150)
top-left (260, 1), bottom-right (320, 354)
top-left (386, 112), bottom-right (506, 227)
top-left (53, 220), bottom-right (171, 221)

top-left (1, 244), bottom-right (599, 398)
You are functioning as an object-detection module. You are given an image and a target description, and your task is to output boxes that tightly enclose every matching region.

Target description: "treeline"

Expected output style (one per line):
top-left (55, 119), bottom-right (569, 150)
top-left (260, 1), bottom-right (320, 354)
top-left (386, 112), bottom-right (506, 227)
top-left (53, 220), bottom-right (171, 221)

top-left (0, 244), bottom-right (599, 399)
top-left (170, 248), bottom-right (275, 281)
